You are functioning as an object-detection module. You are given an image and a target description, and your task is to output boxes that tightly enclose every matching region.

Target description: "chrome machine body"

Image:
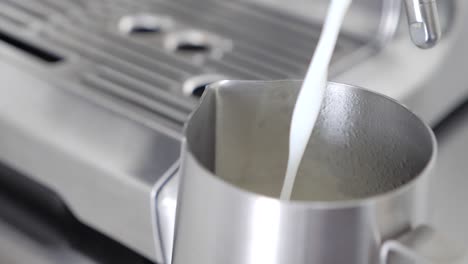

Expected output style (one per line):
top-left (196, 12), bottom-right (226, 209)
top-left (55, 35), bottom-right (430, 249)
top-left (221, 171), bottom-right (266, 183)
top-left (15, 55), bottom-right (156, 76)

top-left (0, 0), bottom-right (465, 263)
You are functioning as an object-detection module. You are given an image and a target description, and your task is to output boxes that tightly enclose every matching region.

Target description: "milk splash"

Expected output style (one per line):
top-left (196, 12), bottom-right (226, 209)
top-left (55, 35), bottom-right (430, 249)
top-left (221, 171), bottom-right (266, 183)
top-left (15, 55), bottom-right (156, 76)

top-left (280, 0), bottom-right (352, 200)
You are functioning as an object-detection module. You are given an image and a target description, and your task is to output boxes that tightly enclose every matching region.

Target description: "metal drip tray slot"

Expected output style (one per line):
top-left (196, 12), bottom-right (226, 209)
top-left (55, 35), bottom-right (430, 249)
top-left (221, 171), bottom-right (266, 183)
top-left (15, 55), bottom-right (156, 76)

top-left (0, 29), bottom-right (63, 63)
top-left (119, 13), bottom-right (174, 35)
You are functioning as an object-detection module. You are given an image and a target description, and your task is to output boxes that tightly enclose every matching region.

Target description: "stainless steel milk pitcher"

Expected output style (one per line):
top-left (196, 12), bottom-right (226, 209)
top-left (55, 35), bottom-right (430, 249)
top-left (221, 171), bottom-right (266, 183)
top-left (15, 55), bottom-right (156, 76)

top-left (172, 80), bottom-right (465, 264)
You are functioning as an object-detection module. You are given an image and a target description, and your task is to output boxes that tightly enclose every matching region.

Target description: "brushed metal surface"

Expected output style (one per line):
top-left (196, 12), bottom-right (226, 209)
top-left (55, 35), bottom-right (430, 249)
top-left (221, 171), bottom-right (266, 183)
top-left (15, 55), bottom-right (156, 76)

top-left (431, 105), bottom-right (468, 252)
top-left (173, 80), bottom-right (436, 264)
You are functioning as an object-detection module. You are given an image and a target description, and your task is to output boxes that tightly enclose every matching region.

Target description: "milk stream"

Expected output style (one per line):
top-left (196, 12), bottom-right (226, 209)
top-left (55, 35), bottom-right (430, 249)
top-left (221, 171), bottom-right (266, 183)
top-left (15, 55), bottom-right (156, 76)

top-left (280, 0), bottom-right (352, 200)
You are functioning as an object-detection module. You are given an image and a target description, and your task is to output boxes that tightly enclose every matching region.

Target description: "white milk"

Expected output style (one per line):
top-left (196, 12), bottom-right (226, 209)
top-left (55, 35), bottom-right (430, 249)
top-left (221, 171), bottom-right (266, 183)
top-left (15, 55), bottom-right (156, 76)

top-left (280, 0), bottom-right (352, 200)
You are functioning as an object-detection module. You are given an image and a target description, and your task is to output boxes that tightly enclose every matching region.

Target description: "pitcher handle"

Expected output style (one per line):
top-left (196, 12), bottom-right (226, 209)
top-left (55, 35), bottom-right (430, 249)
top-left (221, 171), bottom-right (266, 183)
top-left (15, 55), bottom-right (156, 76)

top-left (380, 225), bottom-right (466, 264)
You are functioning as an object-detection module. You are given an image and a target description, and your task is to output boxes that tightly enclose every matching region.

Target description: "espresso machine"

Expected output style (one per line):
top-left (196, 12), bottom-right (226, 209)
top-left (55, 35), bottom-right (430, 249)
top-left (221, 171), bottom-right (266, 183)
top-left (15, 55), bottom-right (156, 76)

top-left (0, 0), bottom-right (466, 263)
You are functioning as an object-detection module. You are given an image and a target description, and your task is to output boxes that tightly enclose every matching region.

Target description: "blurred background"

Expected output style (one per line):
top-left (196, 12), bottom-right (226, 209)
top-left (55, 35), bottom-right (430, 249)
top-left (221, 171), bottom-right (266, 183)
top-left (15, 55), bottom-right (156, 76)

top-left (0, 0), bottom-right (467, 263)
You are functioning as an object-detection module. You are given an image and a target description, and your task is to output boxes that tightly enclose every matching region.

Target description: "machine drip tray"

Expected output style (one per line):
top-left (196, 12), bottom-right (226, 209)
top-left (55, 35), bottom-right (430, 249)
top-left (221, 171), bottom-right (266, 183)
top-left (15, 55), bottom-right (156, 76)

top-left (0, 163), bottom-right (153, 264)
